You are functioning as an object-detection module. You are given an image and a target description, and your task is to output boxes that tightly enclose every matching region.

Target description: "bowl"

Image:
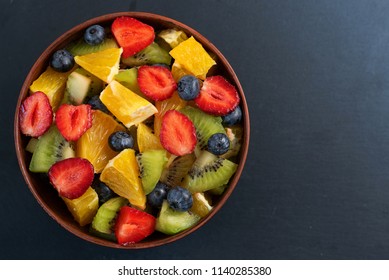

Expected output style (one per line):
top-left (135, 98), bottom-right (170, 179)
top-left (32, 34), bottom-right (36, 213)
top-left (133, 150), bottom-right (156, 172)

top-left (14, 12), bottom-right (250, 249)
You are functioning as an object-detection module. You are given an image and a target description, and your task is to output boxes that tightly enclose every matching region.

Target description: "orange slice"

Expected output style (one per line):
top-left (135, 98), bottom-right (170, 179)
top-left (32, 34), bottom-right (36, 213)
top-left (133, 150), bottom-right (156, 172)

top-left (137, 123), bottom-right (163, 153)
top-left (190, 192), bottom-right (213, 218)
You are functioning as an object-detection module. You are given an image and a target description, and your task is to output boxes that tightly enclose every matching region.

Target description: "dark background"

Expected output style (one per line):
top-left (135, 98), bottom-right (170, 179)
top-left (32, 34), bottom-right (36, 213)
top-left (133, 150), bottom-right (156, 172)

top-left (2, 0), bottom-right (389, 259)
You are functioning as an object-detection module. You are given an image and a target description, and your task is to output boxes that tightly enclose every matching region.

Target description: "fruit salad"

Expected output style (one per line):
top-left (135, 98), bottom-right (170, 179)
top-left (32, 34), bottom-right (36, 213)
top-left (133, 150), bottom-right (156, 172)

top-left (18, 16), bottom-right (244, 245)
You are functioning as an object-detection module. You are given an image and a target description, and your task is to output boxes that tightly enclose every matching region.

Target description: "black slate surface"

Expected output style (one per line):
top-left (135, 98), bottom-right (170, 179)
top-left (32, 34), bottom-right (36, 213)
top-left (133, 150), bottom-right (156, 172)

top-left (2, 0), bottom-right (389, 259)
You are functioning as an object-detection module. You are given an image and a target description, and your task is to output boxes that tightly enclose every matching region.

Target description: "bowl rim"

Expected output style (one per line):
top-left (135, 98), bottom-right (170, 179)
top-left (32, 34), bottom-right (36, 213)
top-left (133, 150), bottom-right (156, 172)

top-left (14, 11), bottom-right (250, 249)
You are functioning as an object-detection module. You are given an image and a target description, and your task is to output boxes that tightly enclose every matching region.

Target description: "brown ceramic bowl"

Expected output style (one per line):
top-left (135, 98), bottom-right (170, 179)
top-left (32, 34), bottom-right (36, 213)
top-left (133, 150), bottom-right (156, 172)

top-left (14, 12), bottom-right (250, 249)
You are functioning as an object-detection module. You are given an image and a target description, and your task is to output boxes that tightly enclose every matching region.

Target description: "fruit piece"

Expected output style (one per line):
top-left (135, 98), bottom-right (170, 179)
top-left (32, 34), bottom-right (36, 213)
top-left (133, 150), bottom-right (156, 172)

top-left (115, 206), bottom-right (156, 244)
top-left (29, 66), bottom-right (71, 111)
top-left (108, 131), bottom-right (134, 152)
top-left (91, 196), bottom-right (128, 239)
top-left (182, 150), bottom-right (238, 193)
top-left (136, 149), bottom-right (168, 194)
top-left (67, 37), bottom-right (119, 56)
top-left (136, 123), bottom-right (163, 153)
top-left (76, 110), bottom-right (125, 173)
top-left (222, 106), bottom-right (242, 126)
top-left (190, 192), bottom-right (213, 218)
top-left (155, 200), bottom-right (200, 235)
top-left (29, 126), bottom-right (75, 173)
top-left (84, 24), bottom-right (105, 45)
top-left (137, 65), bottom-right (177, 101)
top-left (159, 110), bottom-right (197, 156)
top-left (25, 138), bottom-right (38, 153)
top-left (100, 80), bottom-right (157, 128)
top-left (74, 68), bottom-right (105, 97)
top-left (111, 16), bottom-right (155, 58)
top-left (171, 61), bottom-right (193, 82)
top-left (50, 49), bottom-right (75, 72)
top-left (74, 47), bottom-right (122, 83)
top-left (195, 75), bottom-right (240, 116)
top-left (55, 104), bottom-right (92, 142)
top-left (100, 149), bottom-right (146, 209)
top-left (91, 176), bottom-right (116, 205)
top-left (114, 68), bottom-right (143, 97)
top-left (48, 157), bottom-right (94, 199)
top-left (154, 92), bottom-right (187, 138)
top-left (169, 36), bottom-right (216, 80)
top-left (147, 182), bottom-right (169, 208)
top-left (19, 91), bottom-right (53, 137)
top-left (157, 29), bottom-right (188, 49)
top-left (177, 75), bottom-right (200, 101)
top-left (180, 106), bottom-right (225, 149)
top-left (121, 42), bottom-right (172, 67)
top-left (86, 95), bottom-right (110, 114)
top-left (62, 71), bottom-right (91, 105)
top-left (62, 187), bottom-right (99, 226)
top-left (207, 133), bottom-right (230, 155)
top-left (160, 153), bottom-right (196, 187)
top-left (167, 186), bottom-right (193, 211)
top-left (221, 126), bottom-right (243, 159)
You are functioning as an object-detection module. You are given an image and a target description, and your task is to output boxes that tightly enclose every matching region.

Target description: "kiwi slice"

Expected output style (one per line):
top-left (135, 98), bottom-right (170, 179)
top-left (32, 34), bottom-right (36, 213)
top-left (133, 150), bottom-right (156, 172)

top-left (160, 153), bottom-right (196, 187)
top-left (155, 200), bottom-right (201, 235)
top-left (114, 68), bottom-right (143, 96)
top-left (136, 149), bottom-right (168, 194)
top-left (180, 106), bottom-right (226, 149)
top-left (29, 126), bottom-right (75, 173)
top-left (90, 196), bottom-right (128, 241)
top-left (182, 150), bottom-right (238, 193)
top-left (62, 71), bottom-right (91, 105)
top-left (25, 138), bottom-right (39, 153)
top-left (121, 42), bottom-right (172, 67)
top-left (67, 37), bottom-right (118, 56)
top-left (74, 68), bottom-right (105, 97)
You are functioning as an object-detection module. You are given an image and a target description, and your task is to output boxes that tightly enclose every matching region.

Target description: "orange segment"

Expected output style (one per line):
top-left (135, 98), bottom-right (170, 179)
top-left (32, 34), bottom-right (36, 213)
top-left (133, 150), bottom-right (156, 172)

top-left (169, 36), bottom-right (216, 80)
top-left (74, 48), bottom-right (122, 83)
top-left (100, 149), bottom-right (146, 209)
top-left (76, 110), bottom-right (125, 173)
top-left (171, 61), bottom-right (193, 82)
top-left (190, 192), bottom-right (213, 218)
top-left (100, 80), bottom-right (157, 128)
top-left (137, 123), bottom-right (163, 153)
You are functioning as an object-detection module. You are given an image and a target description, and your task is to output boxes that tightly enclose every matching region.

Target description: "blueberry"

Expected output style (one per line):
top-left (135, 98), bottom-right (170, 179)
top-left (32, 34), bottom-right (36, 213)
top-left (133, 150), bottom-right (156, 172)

top-left (87, 95), bottom-right (110, 114)
top-left (147, 182), bottom-right (169, 208)
top-left (108, 131), bottom-right (134, 152)
top-left (91, 176), bottom-right (116, 205)
top-left (50, 49), bottom-right (74, 72)
top-left (177, 75), bottom-right (200, 101)
top-left (222, 106), bottom-right (242, 126)
top-left (207, 133), bottom-right (230, 155)
top-left (167, 186), bottom-right (193, 211)
top-left (84, 25), bottom-right (105, 46)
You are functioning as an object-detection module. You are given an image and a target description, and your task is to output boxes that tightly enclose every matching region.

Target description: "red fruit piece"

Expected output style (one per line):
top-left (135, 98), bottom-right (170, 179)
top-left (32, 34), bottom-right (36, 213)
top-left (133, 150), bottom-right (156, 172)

top-left (48, 157), bottom-right (94, 199)
top-left (55, 104), bottom-right (92, 141)
top-left (195, 76), bottom-right (240, 116)
top-left (160, 110), bottom-right (197, 156)
top-left (115, 206), bottom-right (156, 244)
top-left (111, 16), bottom-right (155, 58)
top-left (137, 65), bottom-right (177, 101)
top-left (19, 91), bottom-right (53, 137)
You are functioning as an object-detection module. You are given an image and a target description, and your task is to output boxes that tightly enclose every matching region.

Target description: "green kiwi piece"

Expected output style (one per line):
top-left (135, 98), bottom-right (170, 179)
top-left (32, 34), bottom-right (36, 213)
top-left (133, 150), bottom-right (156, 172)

top-left (67, 37), bottom-right (118, 56)
top-left (62, 71), bottom-right (91, 105)
top-left (182, 150), bottom-right (238, 193)
top-left (121, 42), bottom-right (172, 67)
top-left (29, 126), bottom-right (75, 173)
top-left (74, 68), bottom-right (105, 97)
top-left (114, 68), bottom-right (143, 96)
top-left (155, 200), bottom-right (201, 235)
top-left (180, 106), bottom-right (226, 149)
top-left (90, 197), bottom-right (128, 240)
top-left (25, 138), bottom-right (39, 153)
top-left (136, 149), bottom-right (168, 194)
top-left (160, 153), bottom-right (196, 187)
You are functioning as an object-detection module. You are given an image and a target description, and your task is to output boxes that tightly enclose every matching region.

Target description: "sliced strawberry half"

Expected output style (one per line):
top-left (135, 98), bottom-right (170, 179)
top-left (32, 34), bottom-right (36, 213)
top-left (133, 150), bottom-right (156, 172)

top-left (115, 206), bottom-right (156, 245)
top-left (195, 76), bottom-right (240, 116)
top-left (55, 104), bottom-right (92, 141)
top-left (48, 157), bottom-right (94, 199)
top-left (160, 110), bottom-right (197, 156)
top-left (19, 91), bottom-right (53, 137)
top-left (111, 16), bottom-right (155, 58)
top-left (137, 65), bottom-right (177, 101)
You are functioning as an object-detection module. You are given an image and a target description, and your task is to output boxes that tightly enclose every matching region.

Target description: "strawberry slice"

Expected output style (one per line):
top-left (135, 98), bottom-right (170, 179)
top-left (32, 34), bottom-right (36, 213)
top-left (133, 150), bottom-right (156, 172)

top-left (195, 76), bottom-right (240, 116)
top-left (115, 206), bottom-right (156, 244)
top-left (19, 91), bottom-right (53, 137)
top-left (137, 65), bottom-right (177, 101)
top-left (48, 157), bottom-right (94, 199)
top-left (111, 16), bottom-right (155, 58)
top-left (160, 110), bottom-right (197, 156)
top-left (55, 104), bottom-right (92, 141)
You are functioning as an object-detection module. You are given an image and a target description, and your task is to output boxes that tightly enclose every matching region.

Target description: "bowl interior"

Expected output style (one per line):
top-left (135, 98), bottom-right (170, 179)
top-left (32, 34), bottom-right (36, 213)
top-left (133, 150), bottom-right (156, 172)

top-left (14, 12), bottom-right (250, 249)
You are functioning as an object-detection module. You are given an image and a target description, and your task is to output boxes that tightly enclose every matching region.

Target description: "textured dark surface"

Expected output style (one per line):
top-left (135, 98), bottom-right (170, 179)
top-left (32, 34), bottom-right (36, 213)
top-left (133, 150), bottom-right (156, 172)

top-left (2, 0), bottom-right (389, 259)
